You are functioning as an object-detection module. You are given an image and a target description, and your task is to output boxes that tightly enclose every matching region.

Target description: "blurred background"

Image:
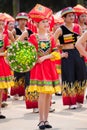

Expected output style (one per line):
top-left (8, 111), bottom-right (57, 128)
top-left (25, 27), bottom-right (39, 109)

top-left (0, 0), bottom-right (87, 17)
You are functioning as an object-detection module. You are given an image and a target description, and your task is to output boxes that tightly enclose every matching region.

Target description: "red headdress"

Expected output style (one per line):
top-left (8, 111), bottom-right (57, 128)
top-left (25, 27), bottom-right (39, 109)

top-left (73, 4), bottom-right (87, 16)
top-left (28, 4), bottom-right (52, 23)
top-left (73, 4), bottom-right (87, 23)
top-left (53, 15), bottom-right (64, 25)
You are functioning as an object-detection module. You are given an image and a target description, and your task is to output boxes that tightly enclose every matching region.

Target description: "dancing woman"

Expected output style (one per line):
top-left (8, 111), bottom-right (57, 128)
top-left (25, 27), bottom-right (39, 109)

top-left (0, 19), bottom-right (14, 119)
top-left (54, 7), bottom-right (86, 109)
top-left (17, 4), bottom-right (68, 129)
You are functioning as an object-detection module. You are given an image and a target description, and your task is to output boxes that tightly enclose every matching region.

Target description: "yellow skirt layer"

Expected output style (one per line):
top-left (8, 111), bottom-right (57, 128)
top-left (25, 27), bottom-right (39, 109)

top-left (0, 81), bottom-right (14, 89)
top-left (28, 85), bottom-right (61, 94)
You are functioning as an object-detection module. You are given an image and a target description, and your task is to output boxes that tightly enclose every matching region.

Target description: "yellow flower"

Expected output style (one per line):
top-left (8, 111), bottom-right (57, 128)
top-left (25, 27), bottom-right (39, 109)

top-left (41, 42), bottom-right (46, 49)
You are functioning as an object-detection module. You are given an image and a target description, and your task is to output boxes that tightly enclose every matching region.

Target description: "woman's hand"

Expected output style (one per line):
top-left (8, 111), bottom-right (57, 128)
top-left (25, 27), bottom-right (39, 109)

top-left (37, 55), bottom-right (47, 63)
top-left (4, 57), bottom-right (9, 65)
top-left (37, 54), bottom-right (52, 63)
top-left (0, 51), bottom-right (7, 56)
top-left (61, 52), bottom-right (68, 58)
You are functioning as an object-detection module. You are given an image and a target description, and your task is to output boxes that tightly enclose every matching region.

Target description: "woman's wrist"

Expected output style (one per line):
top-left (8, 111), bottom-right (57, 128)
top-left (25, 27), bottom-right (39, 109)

top-left (0, 52), bottom-right (6, 56)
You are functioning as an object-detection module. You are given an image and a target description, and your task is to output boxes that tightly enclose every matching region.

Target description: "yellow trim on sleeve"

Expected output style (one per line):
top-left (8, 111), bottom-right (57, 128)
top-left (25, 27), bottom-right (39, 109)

top-left (51, 51), bottom-right (61, 61)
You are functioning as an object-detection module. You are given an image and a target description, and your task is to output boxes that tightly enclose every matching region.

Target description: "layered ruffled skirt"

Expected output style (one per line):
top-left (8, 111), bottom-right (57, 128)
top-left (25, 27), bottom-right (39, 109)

top-left (0, 56), bottom-right (14, 89)
top-left (28, 59), bottom-right (61, 94)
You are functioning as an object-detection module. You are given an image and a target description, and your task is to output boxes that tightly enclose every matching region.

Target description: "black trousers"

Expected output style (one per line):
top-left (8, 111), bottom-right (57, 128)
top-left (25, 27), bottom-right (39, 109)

top-left (14, 71), bottom-right (30, 88)
top-left (61, 48), bottom-right (86, 84)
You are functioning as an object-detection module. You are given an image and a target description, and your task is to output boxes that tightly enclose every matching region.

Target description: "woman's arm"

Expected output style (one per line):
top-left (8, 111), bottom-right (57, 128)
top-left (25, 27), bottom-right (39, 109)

top-left (37, 51), bottom-right (68, 63)
top-left (16, 30), bottom-right (28, 41)
top-left (53, 27), bottom-right (62, 42)
top-left (75, 31), bottom-right (87, 58)
top-left (37, 54), bottom-right (54, 63)
top-left (8, 30), bottom-right (15, 43)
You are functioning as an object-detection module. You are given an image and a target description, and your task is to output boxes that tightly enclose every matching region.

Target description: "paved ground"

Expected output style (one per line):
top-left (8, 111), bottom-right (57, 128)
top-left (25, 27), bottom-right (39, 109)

top-left (0, 95), bottom-right (87, 130)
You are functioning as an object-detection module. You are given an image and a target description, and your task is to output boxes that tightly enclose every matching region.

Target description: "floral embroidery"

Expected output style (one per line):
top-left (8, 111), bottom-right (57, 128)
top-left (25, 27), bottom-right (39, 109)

top-left (40, 42), bottom-right (47, 49)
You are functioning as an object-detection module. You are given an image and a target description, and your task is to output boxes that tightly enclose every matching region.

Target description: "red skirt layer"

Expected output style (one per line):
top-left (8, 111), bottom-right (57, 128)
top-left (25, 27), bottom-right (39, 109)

top-left (0, 56), bottom-right (14, 89)
top-left (29, 59), bottom-right (61, 94)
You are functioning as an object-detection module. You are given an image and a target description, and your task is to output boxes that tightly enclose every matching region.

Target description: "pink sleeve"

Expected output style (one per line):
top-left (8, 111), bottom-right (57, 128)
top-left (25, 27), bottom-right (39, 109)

top-left (73, 23), bottom-right (80, 35)
top-left (28, 34), bottom-right (38, 51)
top-left (51, 36), bottom-right (57, 51)
top-left (3, 34), bottom-right (10, 50)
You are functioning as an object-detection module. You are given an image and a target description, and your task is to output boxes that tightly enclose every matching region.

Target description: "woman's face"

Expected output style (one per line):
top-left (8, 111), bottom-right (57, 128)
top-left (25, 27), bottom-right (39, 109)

top-left (18, 19), bottom-right (27, 26)
top-left (38, 19), bottom-right (50, 31)
top-left (54, 23), bottom-right (60, 30)
top-left (8, 21), bottom-right (15, 31)
top-left (79, 14), bottom-right (87, 23)
top-left (64, 13), bottom-right (75, 23)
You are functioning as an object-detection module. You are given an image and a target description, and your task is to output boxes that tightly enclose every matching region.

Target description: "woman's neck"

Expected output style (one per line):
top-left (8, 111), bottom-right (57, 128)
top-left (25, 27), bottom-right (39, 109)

top-left (64, 23), bottom-right (74, 32)
top-left (78, 22), bottom-right (85, 27)
top-left (18, 25), bottom-right (26, 32)
top-left (38, 30), bottom-right (49, 40)
top-left (64, 22), bottom-right (73, 28)
top-left (38, 29), bottom-right (46, 35)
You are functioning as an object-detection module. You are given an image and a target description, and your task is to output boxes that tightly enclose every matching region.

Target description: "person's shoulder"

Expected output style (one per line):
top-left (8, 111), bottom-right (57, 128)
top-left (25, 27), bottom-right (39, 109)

top-left (74, 23), bottom-right (79, 25)
top-left (8, 30), bottom-right (12, 34)
top-left (27, 29), bottom-right (33, 33)
top-left (83, 30), bottom-right (87, 36)
top-left (27, 29), bottom-right (33, 36)
top-left (55, 26), bottom-right (63, 36)
top-left (28, 33), bottom-right (37, 41)
top-left (73, 23), bottom-right (81, 30)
